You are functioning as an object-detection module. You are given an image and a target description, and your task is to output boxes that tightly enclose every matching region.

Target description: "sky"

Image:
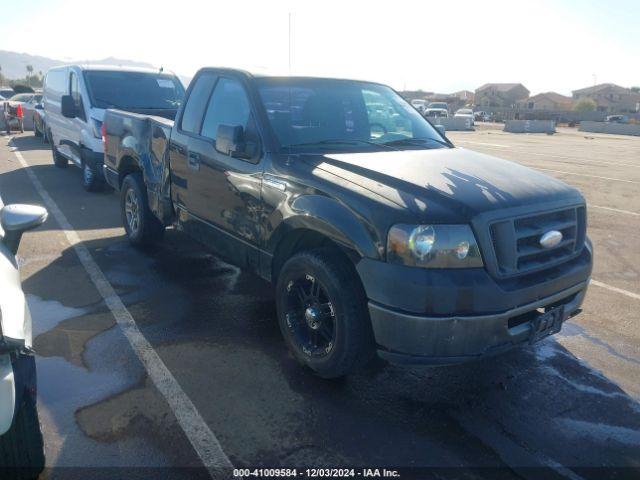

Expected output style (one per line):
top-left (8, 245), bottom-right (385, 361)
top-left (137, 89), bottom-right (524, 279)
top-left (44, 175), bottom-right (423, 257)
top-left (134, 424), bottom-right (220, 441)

top-left (1, 0), bottom-right (638, 95)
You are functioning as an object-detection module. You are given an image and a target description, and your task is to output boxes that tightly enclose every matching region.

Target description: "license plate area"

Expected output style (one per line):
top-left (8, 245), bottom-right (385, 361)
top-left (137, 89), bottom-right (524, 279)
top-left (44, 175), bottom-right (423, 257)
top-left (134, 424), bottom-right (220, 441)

top-left (529, 306), bottom-right (564, 344)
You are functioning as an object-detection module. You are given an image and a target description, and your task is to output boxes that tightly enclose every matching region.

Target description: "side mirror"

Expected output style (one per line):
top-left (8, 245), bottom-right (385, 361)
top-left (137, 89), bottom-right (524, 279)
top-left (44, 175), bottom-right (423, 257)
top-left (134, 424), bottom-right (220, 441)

top-left (1, 204), bottom-right (48, 254)
top-left (216, 124), bottom-right (247, 158)
top-left (435, 124), bottom-right (446, 136)
top-left (61, 95), bottom-right (77, 118)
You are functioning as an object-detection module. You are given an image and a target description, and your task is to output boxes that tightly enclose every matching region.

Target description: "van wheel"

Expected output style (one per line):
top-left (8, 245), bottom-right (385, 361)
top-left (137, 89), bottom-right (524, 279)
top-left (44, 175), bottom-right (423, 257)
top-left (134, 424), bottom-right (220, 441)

top-left (82, 161), bottom-right (104, 192)
top-left (276, 247), bottom-right (375, 378)
top-left (0, 392), bottom-right (45, 480)
top-left (49, 135), bottom-right (68, 168)
top-left (121, 172), bottom-right (165, 247)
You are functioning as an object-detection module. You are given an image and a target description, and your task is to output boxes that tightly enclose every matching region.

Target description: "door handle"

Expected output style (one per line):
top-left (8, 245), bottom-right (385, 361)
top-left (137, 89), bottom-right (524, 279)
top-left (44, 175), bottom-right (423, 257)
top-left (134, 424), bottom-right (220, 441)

top-left (188, 151), bottom-right (200, 171)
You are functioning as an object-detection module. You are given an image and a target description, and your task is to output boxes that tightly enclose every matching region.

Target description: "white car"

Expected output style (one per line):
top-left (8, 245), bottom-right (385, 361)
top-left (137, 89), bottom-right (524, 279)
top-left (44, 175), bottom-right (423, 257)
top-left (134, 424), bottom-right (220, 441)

top-left (0, 196), bottom-right (47, 475)
top-left (44, 65), bottom-right (185, 192)
top-left (454, 108), bottom-right (475, 125)
top-left (4, 93), bottom-right (43, 132)
top-left (410, 99), bottom-right (427, 114)
top-left (424, 102), bottom-right (449, 118)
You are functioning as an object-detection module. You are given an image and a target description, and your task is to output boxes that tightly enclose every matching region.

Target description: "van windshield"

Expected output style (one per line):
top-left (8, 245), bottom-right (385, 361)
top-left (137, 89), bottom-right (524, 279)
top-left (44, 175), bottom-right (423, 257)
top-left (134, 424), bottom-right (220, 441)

top-left (83, 71), bottom-right (185, 110)
top-left (257, 78), bottom-right (449, 153)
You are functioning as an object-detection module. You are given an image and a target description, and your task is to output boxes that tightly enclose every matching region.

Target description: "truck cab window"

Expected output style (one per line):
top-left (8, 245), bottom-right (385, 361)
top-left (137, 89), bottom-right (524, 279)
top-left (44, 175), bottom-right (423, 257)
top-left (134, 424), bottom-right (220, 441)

top-left (180, 73), bottom-right (216, 134)
top-left (201, 78), bottom-right (250, 142)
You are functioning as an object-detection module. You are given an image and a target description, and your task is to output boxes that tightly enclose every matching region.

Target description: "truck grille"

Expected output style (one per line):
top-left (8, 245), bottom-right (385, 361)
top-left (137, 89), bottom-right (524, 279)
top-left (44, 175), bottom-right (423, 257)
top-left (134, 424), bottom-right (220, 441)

top-left (489, 206), bottom-right (586, 277)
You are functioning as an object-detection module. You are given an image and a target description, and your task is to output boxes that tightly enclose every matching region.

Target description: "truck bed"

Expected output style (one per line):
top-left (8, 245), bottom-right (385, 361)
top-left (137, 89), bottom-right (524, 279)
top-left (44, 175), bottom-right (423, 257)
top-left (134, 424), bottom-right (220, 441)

top-left (103, 109), bottom-right (176, 225)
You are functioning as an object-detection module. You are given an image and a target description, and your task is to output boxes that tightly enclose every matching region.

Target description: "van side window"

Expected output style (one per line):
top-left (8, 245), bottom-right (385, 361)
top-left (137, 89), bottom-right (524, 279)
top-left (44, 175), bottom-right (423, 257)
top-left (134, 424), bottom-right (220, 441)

top-left (69, 72), bottom-right (84, 119)
top-left (44, 70), bottom-right (66, 96)
top-left (201, 78), bottom-right (251, 142)
top-left (180, 73), bottom-right (216, 134)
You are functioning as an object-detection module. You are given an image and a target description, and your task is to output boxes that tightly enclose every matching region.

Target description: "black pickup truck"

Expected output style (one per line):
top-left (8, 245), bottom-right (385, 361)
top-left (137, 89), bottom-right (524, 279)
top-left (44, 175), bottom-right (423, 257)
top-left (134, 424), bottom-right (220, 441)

top-left (103, 67), bottom-right (592, 378)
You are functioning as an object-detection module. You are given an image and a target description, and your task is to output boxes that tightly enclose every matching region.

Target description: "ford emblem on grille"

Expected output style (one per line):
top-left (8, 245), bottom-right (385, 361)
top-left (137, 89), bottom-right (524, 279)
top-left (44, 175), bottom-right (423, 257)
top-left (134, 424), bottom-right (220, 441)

top-left (539, 230), bottom-right (563, 249)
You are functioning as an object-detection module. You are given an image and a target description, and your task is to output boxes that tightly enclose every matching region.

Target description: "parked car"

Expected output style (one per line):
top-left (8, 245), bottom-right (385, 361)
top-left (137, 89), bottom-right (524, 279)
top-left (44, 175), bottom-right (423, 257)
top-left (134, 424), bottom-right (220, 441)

top-left (410, 99), bottom-right (427, 114)
top-left (4, 93), bottom-right (42, 130)
top-left (103, 68), bottom-right (592, 378)
top-left (474, 110), bottom-right (492, 122)
top-left (0, 196), bottom-right (47, 477)
top-left (32, 104), bottom-right (47, 142)
top-left (43, 65), bottom-right (185, 192)
top-left (454, 108), bottom-right (475, 125)
top-left (424, 102), bottom-right (449, 118)
top-left (605, 115), bottom-right (629, 124)
top-left (0, 89), bottom-right (14, 100)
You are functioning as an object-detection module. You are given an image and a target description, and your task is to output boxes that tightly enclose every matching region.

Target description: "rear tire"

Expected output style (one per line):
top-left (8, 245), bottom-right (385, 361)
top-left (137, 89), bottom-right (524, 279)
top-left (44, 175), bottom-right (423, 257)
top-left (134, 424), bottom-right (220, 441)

top-left (49, 133), bottom-right (68, 168)
top-left (82, 161), bottom-right (104, 192)
top-left (276, 247), bottom-right (375, 378)
top-left (0, 392), bottom-right (45, 480)
top-left (121, 172), bottom-right (165, 247)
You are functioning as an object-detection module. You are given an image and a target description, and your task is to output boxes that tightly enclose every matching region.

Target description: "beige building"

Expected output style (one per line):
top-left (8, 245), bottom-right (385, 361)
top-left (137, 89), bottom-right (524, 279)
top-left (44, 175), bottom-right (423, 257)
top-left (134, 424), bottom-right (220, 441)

top-left (521, 92), bottom-right (573, 111)
top-left (572, 83), bottom-right (640, 113)
top-left (475, 83), bottom-right (530, 108)
top-left (453, 90), bottom-right (475, 104)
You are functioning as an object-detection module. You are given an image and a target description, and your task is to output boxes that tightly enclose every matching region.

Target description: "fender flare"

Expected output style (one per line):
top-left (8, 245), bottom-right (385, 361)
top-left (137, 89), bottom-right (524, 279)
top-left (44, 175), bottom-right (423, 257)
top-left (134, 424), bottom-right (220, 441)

top-left (268, 195), bottom-right (382, 260)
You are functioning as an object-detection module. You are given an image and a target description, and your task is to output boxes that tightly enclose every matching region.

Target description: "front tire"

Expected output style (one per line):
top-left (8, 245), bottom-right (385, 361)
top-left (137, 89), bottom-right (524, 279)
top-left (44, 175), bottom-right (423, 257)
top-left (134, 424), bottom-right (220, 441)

top-left (0, 392), bottom-right (45, 480)
top-left (82, 161), bottom-right (104, 192)
top-left (49, 134), bottom-right (68, 168)
top-left (276, 248), bottom-right (375, 378)
top-left (121, 172), bottom-right (165, 247)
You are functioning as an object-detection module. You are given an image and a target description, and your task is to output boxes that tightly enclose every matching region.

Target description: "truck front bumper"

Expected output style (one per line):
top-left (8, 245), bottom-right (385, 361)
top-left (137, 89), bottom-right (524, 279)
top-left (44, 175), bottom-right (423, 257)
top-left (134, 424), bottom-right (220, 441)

top-left (357, 245), bottom-right (592, 365)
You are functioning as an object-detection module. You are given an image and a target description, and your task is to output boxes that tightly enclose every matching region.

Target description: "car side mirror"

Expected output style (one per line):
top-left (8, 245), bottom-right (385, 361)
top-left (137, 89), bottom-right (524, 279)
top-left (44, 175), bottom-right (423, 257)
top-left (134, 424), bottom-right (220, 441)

top-left (0, 204), bottom-right (48, 254)
top-left (216, 124), bottom-right (248, 158)
top-left (61, 95), bottom-right (77, 118)
top-left (435, 124), bottom-right (446, 136)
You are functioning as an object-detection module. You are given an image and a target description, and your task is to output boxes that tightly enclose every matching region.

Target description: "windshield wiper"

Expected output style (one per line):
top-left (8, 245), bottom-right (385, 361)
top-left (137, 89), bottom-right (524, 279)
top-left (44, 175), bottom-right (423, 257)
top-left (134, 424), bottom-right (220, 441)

top-left (283, 139), bottom-right (398, 150)
top-left (94, 98), bottom-right (126, 109)
top-left (381, 137), bottom-right (450, 148)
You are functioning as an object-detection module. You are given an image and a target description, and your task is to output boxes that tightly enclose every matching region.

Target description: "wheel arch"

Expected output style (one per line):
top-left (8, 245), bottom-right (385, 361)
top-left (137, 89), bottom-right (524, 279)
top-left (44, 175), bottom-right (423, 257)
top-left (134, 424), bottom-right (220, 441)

top-left (268, 194), bottom-right (383, 282)
top-left (118, 154), bottom-right (143, 188)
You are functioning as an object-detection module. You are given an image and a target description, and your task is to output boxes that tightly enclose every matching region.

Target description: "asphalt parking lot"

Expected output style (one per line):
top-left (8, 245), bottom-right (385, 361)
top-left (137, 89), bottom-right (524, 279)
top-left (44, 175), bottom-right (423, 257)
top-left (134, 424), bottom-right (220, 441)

top-left (0, 127), bottom-right (639, 479)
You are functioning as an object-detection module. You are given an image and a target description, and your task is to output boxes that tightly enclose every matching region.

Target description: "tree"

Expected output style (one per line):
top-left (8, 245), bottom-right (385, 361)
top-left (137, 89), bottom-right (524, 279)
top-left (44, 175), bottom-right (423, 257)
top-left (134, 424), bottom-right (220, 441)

top-left (573, 97), bottom-right (597, 112)
top-left (26, 65), bottom-right (34, 86)
top-left (631, 86), bottom-right (640, 93)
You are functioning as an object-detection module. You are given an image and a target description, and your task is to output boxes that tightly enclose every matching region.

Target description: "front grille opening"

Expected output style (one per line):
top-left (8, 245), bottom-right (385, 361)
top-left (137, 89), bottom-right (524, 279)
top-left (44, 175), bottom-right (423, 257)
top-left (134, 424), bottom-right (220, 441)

top-left (489, 206), bottom-right (586, 278)
top-left (507, 292), bottom-right (579, 330)
top-left (508, 309), bottom-right (540, 329)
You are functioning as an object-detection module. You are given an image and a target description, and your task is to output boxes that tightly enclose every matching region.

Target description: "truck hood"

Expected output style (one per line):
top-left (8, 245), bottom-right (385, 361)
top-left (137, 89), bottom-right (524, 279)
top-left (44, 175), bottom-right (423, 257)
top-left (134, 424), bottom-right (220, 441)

top-left (303, 147), bottom-right (582, 218)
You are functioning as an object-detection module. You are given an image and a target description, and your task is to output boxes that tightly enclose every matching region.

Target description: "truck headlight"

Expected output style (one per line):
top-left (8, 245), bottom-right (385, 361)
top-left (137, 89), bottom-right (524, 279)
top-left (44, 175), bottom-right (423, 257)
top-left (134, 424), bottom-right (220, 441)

top-left (387, 224), bottom-right (483, 268)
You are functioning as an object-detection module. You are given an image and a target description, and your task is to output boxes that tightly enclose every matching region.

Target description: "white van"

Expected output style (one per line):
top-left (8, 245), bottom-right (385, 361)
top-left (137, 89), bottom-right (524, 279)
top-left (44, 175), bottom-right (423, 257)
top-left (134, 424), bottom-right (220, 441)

top-left (43, 65), bottom-right (185, 191)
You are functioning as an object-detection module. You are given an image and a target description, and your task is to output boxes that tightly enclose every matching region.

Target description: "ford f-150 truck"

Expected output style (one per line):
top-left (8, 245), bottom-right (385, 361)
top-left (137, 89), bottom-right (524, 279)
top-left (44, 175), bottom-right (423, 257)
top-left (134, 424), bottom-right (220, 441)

top-left (103, 67), bottom-right (592, 378)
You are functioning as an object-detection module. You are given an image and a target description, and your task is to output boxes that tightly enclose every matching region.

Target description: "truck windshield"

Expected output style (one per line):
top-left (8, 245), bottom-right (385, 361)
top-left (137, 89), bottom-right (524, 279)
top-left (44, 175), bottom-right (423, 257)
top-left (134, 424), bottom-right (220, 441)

top-left (83, 71), bottom-right (185, 110)
top-left (257, 78), bottom-right (448, 153)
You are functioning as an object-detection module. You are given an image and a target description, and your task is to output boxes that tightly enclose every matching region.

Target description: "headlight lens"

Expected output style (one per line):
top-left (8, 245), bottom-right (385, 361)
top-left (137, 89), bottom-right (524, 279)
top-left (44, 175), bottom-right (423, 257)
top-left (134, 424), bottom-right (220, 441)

top-left (387, 224), bottom-right (483, 268)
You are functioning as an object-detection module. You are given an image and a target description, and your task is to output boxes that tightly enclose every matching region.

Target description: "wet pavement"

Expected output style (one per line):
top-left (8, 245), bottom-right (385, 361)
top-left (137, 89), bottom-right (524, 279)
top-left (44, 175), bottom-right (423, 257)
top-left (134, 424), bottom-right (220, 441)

top-left (0, 131), bottom-right (639, 479)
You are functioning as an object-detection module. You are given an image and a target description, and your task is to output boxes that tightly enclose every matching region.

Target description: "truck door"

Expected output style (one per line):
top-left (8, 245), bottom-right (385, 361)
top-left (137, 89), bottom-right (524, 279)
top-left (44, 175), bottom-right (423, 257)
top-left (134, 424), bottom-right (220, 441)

top-left (184, 76), bottom-right (264, 269)
top-left (169, 73), bottom-right (217, 209)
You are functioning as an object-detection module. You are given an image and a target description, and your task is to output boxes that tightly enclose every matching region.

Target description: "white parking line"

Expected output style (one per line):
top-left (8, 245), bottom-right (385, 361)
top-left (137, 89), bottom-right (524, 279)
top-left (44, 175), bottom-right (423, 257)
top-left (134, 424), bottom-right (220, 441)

top-left (9, 143), bottom-right (232, 478)
top-left (589, 205), bottom-right (640, 217)
top-left (456, 140), bottom-right (509, 148)
top-left (533, 167), bottom-right (640, 185)
top-left (456, 142), bottom-right (640, 168)
top-left (591, 280), bottom-right (640, 301)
